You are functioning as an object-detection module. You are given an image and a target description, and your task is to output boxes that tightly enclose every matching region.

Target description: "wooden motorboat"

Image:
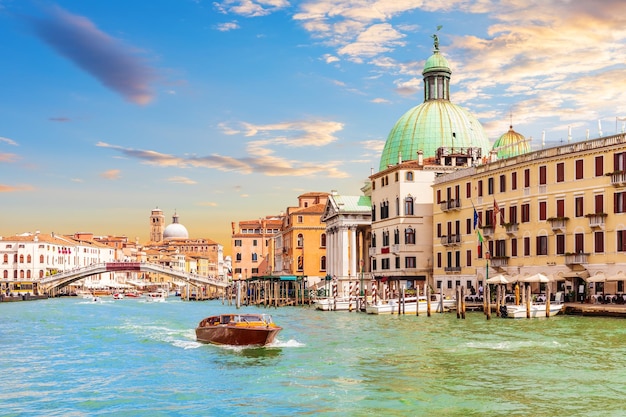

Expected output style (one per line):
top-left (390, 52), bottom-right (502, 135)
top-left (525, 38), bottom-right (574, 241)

top-left (195, 313), bottom-right (282, 346)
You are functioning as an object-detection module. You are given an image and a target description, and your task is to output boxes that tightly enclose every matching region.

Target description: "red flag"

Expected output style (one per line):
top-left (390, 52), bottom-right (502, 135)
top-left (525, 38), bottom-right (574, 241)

top-left (493, 200), bottom-right (500, 226)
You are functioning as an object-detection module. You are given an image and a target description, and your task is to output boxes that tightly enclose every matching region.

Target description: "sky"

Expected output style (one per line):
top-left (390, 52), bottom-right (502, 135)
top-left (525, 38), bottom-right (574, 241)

top-left (2, 0), bottom-right (626, 252)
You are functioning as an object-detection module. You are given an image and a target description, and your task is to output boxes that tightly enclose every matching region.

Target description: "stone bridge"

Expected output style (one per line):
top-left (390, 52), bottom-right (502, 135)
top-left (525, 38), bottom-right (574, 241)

top-left (40, 262), bottom-right (228, 296)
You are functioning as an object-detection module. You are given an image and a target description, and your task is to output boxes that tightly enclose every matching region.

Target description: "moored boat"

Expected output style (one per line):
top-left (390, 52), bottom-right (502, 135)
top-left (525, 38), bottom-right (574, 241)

top-left (195, 313), bottom-right (282, 346)
top-left (502, 302), bottom-right (564, 318)
top-left (313, 297), bottom-right (357, 311)
top-left (365, 295), bottom-right (456, 315)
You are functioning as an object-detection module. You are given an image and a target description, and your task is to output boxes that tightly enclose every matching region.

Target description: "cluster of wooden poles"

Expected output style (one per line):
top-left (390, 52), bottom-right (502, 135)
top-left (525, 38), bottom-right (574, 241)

top-left (223, 279), bottom-right (311, 308)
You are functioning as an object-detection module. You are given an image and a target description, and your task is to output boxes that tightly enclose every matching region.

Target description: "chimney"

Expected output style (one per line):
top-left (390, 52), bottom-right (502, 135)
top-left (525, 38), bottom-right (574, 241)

top-left (417, 150), bottom-right (424, 166)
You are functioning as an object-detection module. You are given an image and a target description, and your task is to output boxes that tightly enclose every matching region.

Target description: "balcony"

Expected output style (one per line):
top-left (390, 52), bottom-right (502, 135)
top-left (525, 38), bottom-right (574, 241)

top-left (586, 213), bottom-right (607, 228)
top-left (490, 256), bottom-right (509, 269)
top-left (565, 253), bottom-right (589, 265)
top-left (368, 247), bottom-right (376, 256)
top-left (503, 222), bottom-right (518, 235)
top-left (440, 199), bottom-right (461, 212)
top-left (440, 234), bottom-right (461, 246)
top-left (481, 225), bottom-right (494, 239)
top-left (609, 170), bottom-right (626, 186)
top-left (547, 217), bottom-right (569, 232)
top-left (391, 244), bottom-right (401, 254)
top-left (444, 266), bottom-right (462, 273)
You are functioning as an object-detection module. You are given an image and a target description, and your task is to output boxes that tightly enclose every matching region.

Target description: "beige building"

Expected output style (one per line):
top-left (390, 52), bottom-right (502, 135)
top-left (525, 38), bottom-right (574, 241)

top-left (230, 217), bottom-right (283, 280)
top-left (432, 132), bottom-right (626, 300)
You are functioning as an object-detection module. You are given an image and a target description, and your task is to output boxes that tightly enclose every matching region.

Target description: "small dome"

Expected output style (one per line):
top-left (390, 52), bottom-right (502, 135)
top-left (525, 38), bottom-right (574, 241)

top-left (493, 126), bottom-right (530, 159)
top-left (423, 51), bottom-right (451, 75)
top-left (163, 212), bottom-right (189, 240)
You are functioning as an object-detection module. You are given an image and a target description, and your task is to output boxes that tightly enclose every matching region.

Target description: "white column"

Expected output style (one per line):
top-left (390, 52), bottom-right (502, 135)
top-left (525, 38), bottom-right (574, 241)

top-left (349, 226), bottom-right (357, 281)
top-left (341, 226), bottom-right (349, 278)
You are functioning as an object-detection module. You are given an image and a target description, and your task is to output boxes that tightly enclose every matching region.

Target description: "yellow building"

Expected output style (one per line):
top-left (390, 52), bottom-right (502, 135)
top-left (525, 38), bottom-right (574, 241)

top-left (432, 132), bottom-right (626, 300)
top-left (274, 192), bottom-right (329, 286)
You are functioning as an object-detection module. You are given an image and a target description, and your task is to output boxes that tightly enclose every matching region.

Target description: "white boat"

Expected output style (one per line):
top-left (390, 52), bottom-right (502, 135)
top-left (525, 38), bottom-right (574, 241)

top-left (365, 295), bottom-right (456, 315)
top-left (113, 293), bottom-right (125, 300)
top-left (502, 303), bottom-right (564, 318)
top-left (145, 291), bottom-right (167, 302)
top-left (313, 297), bottom-right (358, 311)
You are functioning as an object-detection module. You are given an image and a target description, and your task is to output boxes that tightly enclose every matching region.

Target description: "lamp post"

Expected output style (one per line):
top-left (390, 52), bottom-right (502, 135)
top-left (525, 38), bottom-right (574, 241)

top-left (359, 259), bottom-right (364, 296)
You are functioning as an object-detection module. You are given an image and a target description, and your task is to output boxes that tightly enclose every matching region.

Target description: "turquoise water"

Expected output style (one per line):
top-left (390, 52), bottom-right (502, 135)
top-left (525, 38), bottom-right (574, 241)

top-left (0, 297), bottom-right (624, 416)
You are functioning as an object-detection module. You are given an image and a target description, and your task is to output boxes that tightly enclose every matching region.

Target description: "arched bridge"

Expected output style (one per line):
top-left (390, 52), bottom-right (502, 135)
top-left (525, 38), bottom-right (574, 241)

top-left (40, 262), bottom-right (228, 296)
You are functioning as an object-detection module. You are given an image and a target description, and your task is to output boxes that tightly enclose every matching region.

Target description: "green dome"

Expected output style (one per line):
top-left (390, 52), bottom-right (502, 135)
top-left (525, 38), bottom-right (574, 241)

top-left (423, 52), bottom-right (450, 74)
top-left (492, 126), bottom-right (530, 159)
top-left (379, 101), bottom-right (491, 170)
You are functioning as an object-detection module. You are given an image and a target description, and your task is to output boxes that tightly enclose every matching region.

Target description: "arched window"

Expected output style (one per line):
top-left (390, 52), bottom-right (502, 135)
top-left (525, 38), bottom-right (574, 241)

top-left (297, 234), bottom-right (304, 248)
top-left (27, 255), bottom-right (32, 263)
top-left (405, 227), bottom-right (415, 244)
top-left (26, 270), bottom-right (31, 279)
top-left (406, 171), bottom-right (414, 181)
top-left (252, 253), bottom-right (258, 262)
top-left (40, 255), bottom-right (44, 263)
top-left (20, 270), bottom-right (24, 278)
top-left (320, 256), bottom-right (326, 271)
top-left (19, 254), bottom-right (24, 263)
top-left (236, 253), bottom-right (242, 262)
top-left (3, 270), bottom-right (7, 279)
top-left (371, 232), bottom-right (377, 248)
top-left (396, 197), bottom-right (400, 216)
top-left (405, 197), bottom-right (414, 215)
top-left (394, 229), bottom-right (400, 244)
top-left (320, 233), bottom-right (326, 248)
top-left (3, 254), bottom-right (7, 263)
top-left (382, 230), bottom-right (389, 246)
top-left (39, 270), bottom-right (44, 278)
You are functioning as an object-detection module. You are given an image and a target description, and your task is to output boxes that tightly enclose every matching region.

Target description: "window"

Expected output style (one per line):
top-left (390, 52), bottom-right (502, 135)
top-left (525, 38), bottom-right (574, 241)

top-left (595, 194), bottom-right (604, 213)
top-left (405, 228), bottom-right (415, 244)
top-left (436, 252), bottom-right (442, 268)
top-left (436, 223), bottom-right (442, 237)
top-left (466, 182), bottom-right (472, 198)
top-left (404, 197), bottom-right (414, 215)
top-left (381, 258), bottom-right (390, 270)
top-left (575, 159), bottom-right (583, 179)
top-left (395, 172), bottom-right (399, 182)
top-left (614, 152), bottom-right (626, 171)
top-left (394, 229), bottom-right (400, 245)
top-left (253, 239), bottom-right (258, 247)
top-left (511, 172), bottom-right (517, 190)
top-left (382, 230), bottom-right (389, 247)
top-left (614, 192), bottom-right (626, 213)
top-left (556, 162), bottom-right (565, 182)
top-left (236, 253), bottom-right (242, 262)
top-left (617, 230), bottom-right (626, 252)
top-left (395, 256), bottom-right (400, 269)
top-left (396, 197), bottom-right (400, 216)
top-left (557, 199), bottom-right (565, 217)
top-left (466, 250), bottom-right (472, 267)
top-left (511, 238), bottom-right (518, 257)
top-left (466, 218), bottom-right (472, 234)
top-left (320, 233), bottom-right (326, 247)
top-left (477, 180), bottom-right (483, 197)
top-left (575, 197), bottom-right (584, 217)
top-left (371, 205), bottom-right (376, 222)
top-left (509, 206), bottom-right (518, 224)
top-left (406, 171), bottom-right (414, 181)
top-left (234, 239), bottom-right (242, 247)
top-left (297, 215), bottom-right (303, 223)
top-left (487, 177), bottom-right (494, 195)
top-left (539, 166), bottom-right (547, 185)
top-left (499, 175), bottom-right (506, 192)
top-left (556, 234), bottom-right (565, 255)
top-left (536, 236), bottom-right (548, 255)
top-left (575, 233), bottom-right (584, 254)
top-left (405, 257), bottom-right (416, 268)
top-left (2, 254), bottom-right (6, 263)
top-left (594, 232), bottom-right (604, 253)
top-left (595, 156), bottom-right (604, 176)
top-left (297, 234), bottom-right (304, 248)
top-left (372, 258), bottom-right (377, 271)
top-left (320, 256), bottom-right (326, 271)
top-left (252, 253), bottom-right (258, 262)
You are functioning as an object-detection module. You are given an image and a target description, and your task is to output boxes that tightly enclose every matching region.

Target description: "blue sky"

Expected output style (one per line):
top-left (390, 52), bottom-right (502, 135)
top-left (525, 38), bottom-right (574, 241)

top-left (2, 0), bottom-right (626, 249)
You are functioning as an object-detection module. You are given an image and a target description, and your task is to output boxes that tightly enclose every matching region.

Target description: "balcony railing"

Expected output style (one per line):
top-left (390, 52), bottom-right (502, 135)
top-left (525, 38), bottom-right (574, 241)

top-left (610, 171), bottom-right (626, 186)
top-left (444, 266), bottom-right (462, 273)
top-left (440, 235), bottom-right (461, 246)
top-left (504, 223), bottom-right (518, 235)
top-left (391, 244), bottom-right (401, 254)
top-left (565, 253), bottom-right (588, 265)
top-left (482, 225), bottom-right (494, 238)
top-left (440, 199), bottom-right (462, 212)
top-left (547, 217), bottom-right (569, 231)
top-left (490, 257), bottom-right (509, 268)
top-left (586, 213), bottom-right (607, 228)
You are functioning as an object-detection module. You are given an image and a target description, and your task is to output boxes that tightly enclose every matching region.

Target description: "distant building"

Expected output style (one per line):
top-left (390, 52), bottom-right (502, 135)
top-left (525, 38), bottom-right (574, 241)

top-left (231, 217), bottom-right (283, 280)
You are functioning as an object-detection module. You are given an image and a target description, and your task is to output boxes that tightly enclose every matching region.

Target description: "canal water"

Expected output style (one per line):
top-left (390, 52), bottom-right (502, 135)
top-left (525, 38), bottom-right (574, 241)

top-left (0, 297), bottom-right (624, 416)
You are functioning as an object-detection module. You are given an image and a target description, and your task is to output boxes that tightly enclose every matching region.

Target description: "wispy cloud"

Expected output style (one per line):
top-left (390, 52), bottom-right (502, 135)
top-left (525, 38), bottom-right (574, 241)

top-left (26, 5), bottom-right (157, 104)
top-left (100, 169), bottom-right (121, 180)
top-left (371, 97), bottom-right (391, 104)
top-left (215, 21), bottom-right (240, 31)
top-left (97, 118), bottom-right (351, 178)
top-left (0, 153), bottom-right (19, 163)
top-left (49, 117), bottom-right (71, 122)
top-left (214, 0), bottom-right (290, 17)
top-left (198, 201), bottom-right (218, 207)
top-left (0, 184), bottom-right (34, 192)
top-left (167, 176), bottom-right (197, 184)
top-left (0, 136), bottom-right (18, 146)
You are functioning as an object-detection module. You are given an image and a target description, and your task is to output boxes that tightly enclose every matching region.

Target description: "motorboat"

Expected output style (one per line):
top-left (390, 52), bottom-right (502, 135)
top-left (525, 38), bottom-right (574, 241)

top-left (365, 295), bottom-right (456, 315)
top-left (145, 291), bottom-right (166, 302)
top-left (195, 313), bottom-right (282, 346)
top-left (113, 293), bottom-right (125, 300)
top-left (502, 302), bottom-right (564, 318)
top-left (313, 297), bottom-right (358, 311)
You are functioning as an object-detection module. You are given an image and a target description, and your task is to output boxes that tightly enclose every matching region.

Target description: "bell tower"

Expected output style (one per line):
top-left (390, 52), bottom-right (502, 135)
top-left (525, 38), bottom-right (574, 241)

top-left (149, 208), bottom-right (165, 242)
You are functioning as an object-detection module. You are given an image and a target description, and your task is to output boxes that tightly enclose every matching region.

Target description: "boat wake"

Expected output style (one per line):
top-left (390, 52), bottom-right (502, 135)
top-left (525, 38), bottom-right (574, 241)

top-left (269, 338), bottom-right (305, 348)
top-left (465, 339), bottom-right (563, 350)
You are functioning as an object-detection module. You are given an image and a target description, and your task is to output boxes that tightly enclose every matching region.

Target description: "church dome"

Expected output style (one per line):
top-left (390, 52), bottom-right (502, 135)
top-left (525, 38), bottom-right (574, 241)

top-left (379, 43), bottom-right (491, 171)
top-left (163, 212), bottom-right (189, 240)
top-left (492, 125), bottom-right (530, 159)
